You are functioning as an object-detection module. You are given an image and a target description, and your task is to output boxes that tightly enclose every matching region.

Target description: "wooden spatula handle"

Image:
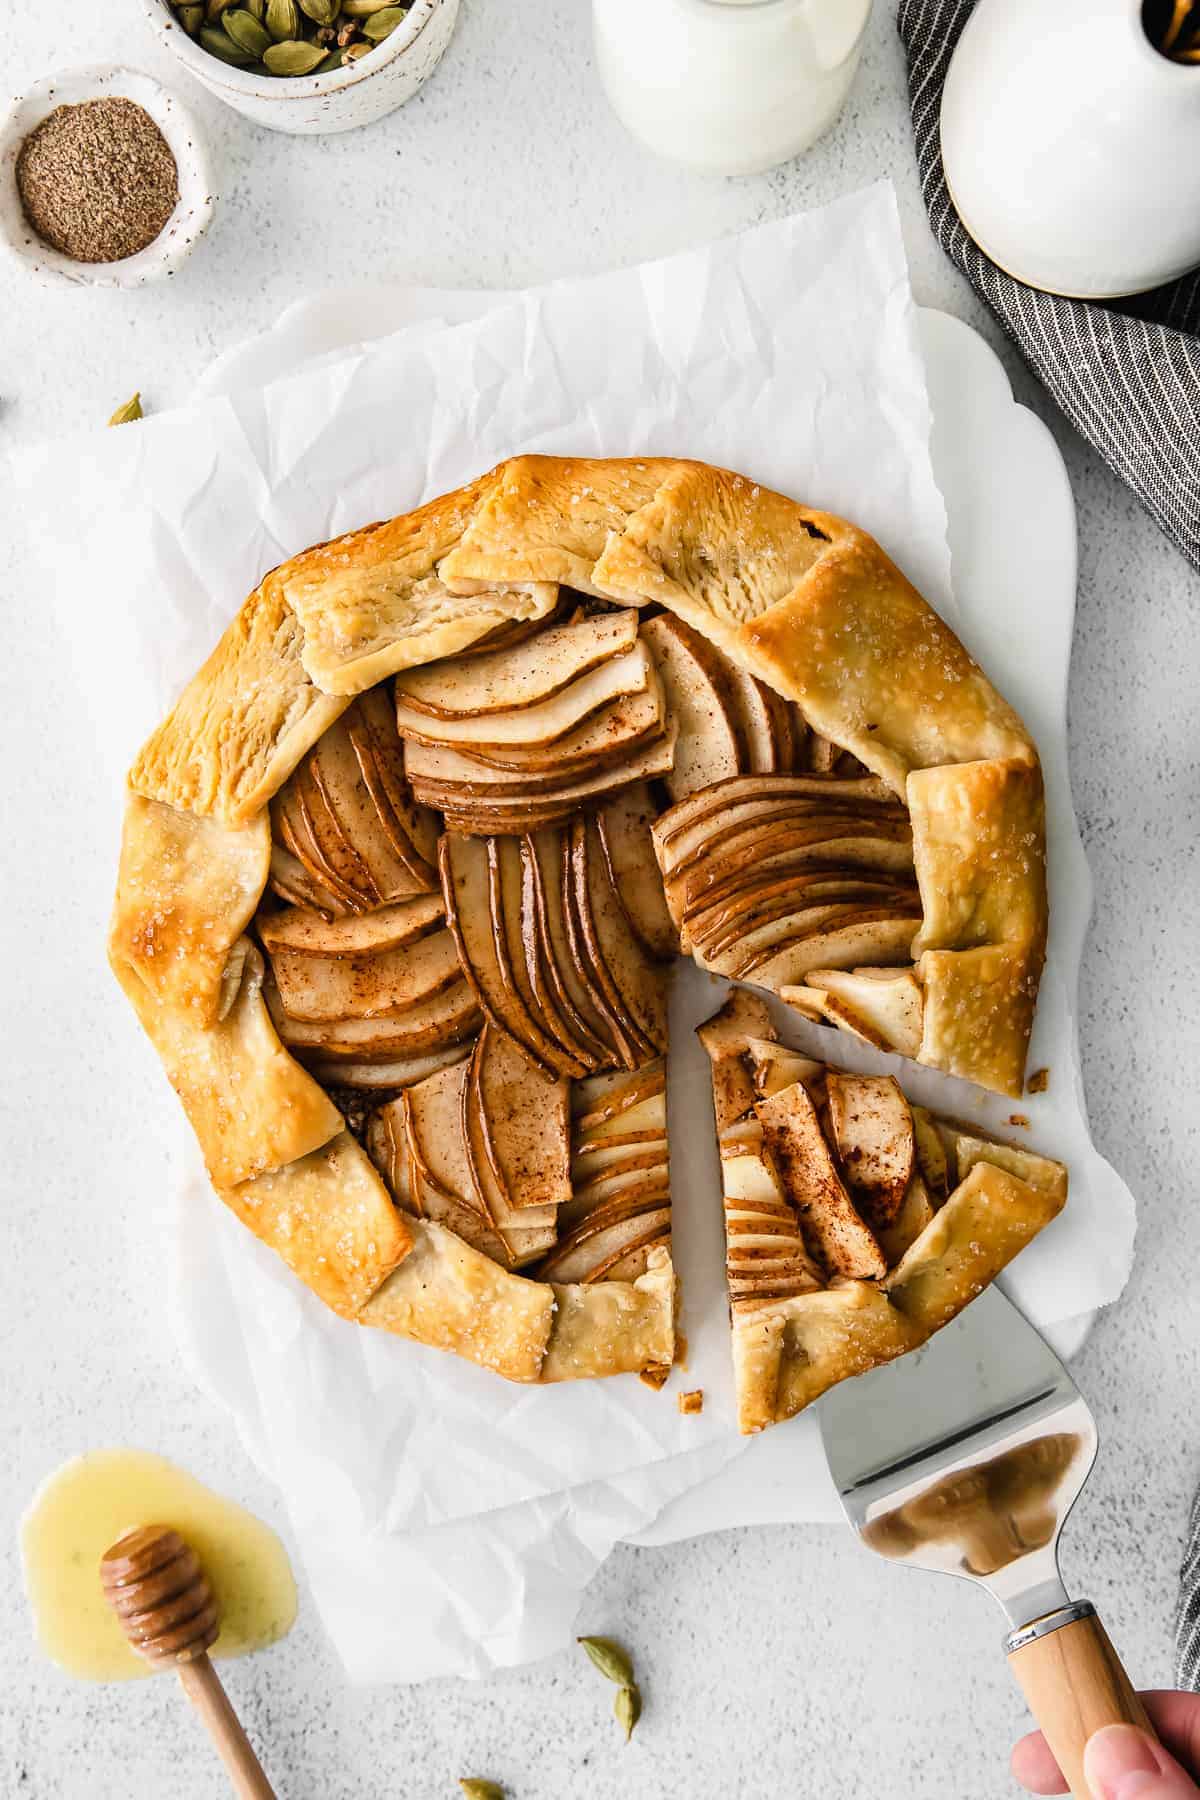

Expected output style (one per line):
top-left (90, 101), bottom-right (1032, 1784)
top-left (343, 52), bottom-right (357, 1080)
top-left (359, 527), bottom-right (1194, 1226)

top-left (1006, 1602), bottom-right (1157, 1799)
top-left (177, 1656), bottom-right (277, 1799)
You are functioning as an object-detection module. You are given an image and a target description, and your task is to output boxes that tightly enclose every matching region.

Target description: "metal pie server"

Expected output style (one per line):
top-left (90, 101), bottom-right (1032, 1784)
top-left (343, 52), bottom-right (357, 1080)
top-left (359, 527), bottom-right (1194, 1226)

top-left (818, 1284), bottom-right (1153, 1798)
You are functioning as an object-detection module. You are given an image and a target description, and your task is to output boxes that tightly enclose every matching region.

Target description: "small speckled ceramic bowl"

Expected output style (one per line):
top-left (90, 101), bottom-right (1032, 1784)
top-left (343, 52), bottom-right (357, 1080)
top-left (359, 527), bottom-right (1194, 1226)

top-left (0, 65), bottom-right (215, 289)
top-left (141, 0), bottom-right (460, 137)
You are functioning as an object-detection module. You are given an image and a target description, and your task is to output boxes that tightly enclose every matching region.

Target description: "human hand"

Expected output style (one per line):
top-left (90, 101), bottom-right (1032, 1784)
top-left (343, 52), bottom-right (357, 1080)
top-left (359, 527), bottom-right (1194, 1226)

top-left (1013, 1692), bottom-right (1200, 1797)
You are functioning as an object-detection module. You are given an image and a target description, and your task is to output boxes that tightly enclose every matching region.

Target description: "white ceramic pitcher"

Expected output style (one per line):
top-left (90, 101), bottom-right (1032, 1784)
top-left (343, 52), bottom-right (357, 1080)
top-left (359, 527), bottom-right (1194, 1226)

top-left (940, 0), bottom-right (1200, 298)
top-left (593, 0), bottom-right (874, 177)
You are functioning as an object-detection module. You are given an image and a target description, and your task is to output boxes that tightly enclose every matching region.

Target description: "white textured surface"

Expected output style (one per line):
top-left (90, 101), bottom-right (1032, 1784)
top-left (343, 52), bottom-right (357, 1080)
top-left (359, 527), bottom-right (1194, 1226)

top-left (0, 2), bottom-right (1196, 1797)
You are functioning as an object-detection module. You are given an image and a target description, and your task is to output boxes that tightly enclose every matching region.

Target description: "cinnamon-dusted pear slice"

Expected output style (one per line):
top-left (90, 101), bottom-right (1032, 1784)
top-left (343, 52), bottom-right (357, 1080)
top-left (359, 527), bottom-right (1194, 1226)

top-left (664, 806), bottom-right (914, 892)
top-left (876, 1172), bottom-right (937, 1266)
top-left (439, 831), bottom-right (562, 1076)
top-left (309, 1041), bottom-right (472, 1091)
top-left (267, 927), bottom-right (463, 1023)
top-left (458, 1036), bottom-right (559, 1264)
top-left (258, 893), bottom-right (444, 958)
top-left (824, 1072), bottom-right (916, 1229)
top-left (721, 663), bottom-right (785, 773)
top-left (573, 1136), bottom-right (669, 1185)
top-left (640, 613), bottom-right (743, 800)
top-left (653, 772), bottom-right (900, 860)
top-left (911, 1105), bottom-right (951, 1203)
top-left (420, 721), bottom-right (678, 832)
top-left (268, 974), bottom-right (479, 1059)
top-left (512, 839), bottom-right (603, 1074)
top-left (775, 984), bottom-right (828, 1024)
top-left (560, 826), bottom-right (643, 1070)
top-left (307, 710), bottom-right (436, 904)
top-left (719, 1116), bottom-right (823, 1308)
top-left (797, 966), bottom-right (925, 1060)
top-left (489, 835), bottom-right (588, 1078)
top-left (688, 874), bottom-right (916, 959)
top-left (595, 786), bottom-right (678, 960)
top-left (528, 829), bottom-right (624, 1069)
top-left (267, 845), bottom-right (348, 918)
top-left (471, 1023), bottom-right (571, 1215)
top-left (538, 1192), bottom-right (671, 1283)
top-left (349, 688), bottom-right (440, 877)
top-left (809, 733), bottom-right (841, 775)
top-left (272, 772), bottom-right (371, 916)
top-left (756, 1081), bottom-right (887, 1280)
top-left (696, 989), bottom-right (775, 1132)
top-left (571, 816), bottom-right (668, 1058)
top-left (720, 910), bottom-right (922, 989)
top-left (395, 642), bottom-right (654, 748)
top-left (394, 609), bottom-right (639, 719)
top-left (744, 1036), bottom-right (825, 1100)
top-left (520, 835), bottom-right (610, 1071)
top-left (387, 1065), bottom-right (514, 1265)
top-left (403, 689), bottom-right (662, 785)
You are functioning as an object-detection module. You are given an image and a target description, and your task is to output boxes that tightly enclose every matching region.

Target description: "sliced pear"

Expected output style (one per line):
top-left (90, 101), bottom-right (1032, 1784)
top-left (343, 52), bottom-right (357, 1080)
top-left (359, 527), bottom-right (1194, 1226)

top-left (537, 1197), bottom-right (671, 1284)
top-left (720, 663), bottom-right (781, 773)
top-left (776, 984), bottom-right (829, 1024)
top-left (395, 641), bottom-right (654, 748)
top-left (876, 1172), bottom-right (936, 1265)
top-left (722, 911), bottom-right (922, 990)
top-left (401, 1061), bottom-right (513, 1250)
top-left (824, 1072), bottom-right (915, 1228)
top-left (420, 721), bottom-right (678, 832)
top-left (809, 733), bottom-right (841, 774)
top-left (308, 710), bottom-right (436, 903)
top-left (744, 1036), bottom-right (824, 1099)
top-left (395, 609), bottom-right (638, 718)
top-left (595, 785), bottom-right (678, 960)
top-left (688, 874), bottom-right (915, 959)
top-left (640, 613), bottom-right (742, 800)
top-left (520, 834), bottom-right (610, 1070)
top-left (570, 817), bottom-right (668, 1058)
top-left (572, 1137), bottom-right (669, 1185)
top-left (470, 1022), bottom-right (571, 1214)
top-left (487, 835), bottom-right (588, 1078)
top-left (439, 832), bottom-right (561, 1075)
top-left (349, 688), bottom-right (440, 876)
top-left (719, 1116), bottom-right (823, 1308)
top-left (801, 966), bottom-right (925, 1060)
top-left (653, 773), bottom-right (901, 860)
top-left (258, 893), bottom-right (444, 957)
top-left (529, 829), bottom-right (624, 1069)
top-left (560, 826), bottom-right (643, 1070)
top-left (308, 1042), bottom-right (472, 1091)
top-left (268, 926), bottom-right (462, 1023)
top-left (269, 974), bottom-right (479, 1060)
top-left (911, 1105), bottom-right (951, 1203)
top-left (756, 1081), bottom-right (887, 1280)
top-left (267, 845), bottom-right (348, 918)
top-left (441, 689), bottom-right (663, 777)
top-left (572, 1061), bottom-right (666, 1134)
top-left (271, 771), bottom-right (373, 915)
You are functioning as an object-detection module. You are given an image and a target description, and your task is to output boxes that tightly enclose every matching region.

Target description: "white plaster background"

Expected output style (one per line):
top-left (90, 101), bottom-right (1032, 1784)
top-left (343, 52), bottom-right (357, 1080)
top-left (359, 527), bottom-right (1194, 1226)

top-left (0, 3), bottom-right (1197, 1796)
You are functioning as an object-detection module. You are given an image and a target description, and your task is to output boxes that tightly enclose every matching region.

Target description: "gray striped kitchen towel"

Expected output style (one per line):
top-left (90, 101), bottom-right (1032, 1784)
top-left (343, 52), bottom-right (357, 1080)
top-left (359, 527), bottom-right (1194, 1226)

top-left (897, 0), bottom-right (1200, 574)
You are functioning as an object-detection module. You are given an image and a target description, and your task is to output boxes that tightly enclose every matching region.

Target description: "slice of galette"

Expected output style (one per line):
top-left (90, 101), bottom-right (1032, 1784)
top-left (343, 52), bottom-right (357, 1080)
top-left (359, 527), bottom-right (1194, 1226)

top-left (698, 991), bottom-right (1066, 1434)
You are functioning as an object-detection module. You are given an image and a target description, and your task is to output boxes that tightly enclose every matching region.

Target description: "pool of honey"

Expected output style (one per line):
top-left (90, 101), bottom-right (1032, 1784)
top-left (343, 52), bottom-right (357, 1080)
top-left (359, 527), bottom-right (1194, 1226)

top-left (21, 1449), bottom-right (297, 1682)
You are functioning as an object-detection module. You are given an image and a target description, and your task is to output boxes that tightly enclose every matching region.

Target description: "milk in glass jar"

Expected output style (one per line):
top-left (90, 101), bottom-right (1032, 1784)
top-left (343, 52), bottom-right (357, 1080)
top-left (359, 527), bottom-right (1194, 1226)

top-left (593, 0), bottom-right (874, 176)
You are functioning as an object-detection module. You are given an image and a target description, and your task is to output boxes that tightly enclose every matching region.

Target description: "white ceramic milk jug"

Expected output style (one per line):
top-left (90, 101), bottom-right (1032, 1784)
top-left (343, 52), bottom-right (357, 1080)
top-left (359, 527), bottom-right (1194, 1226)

top-left (940, 0), bottom-right (1200, 298)
top-left (592, 0), bottom-right (874, 177)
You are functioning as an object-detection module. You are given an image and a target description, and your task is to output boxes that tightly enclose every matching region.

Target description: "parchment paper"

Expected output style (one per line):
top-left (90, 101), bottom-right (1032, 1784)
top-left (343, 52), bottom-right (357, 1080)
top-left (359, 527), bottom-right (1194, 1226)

top-left (9, 184), bottom-right (1136, 1683)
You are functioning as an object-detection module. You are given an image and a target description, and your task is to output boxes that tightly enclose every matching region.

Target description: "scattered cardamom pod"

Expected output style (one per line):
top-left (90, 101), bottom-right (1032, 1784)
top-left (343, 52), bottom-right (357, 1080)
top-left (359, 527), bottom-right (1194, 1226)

top-left (459, 1783), bottom-right (504, 1800)
top-left (263, 37), bottom-right (328, 72)
top-left (222, 7), bottom-right (272, 55)
top-left (342, 0), bottom-right (399, 13)
top-left (362, 6), bottom-right (405, 41)
top-left (297, 0), bottom-right (339, 22)
top-left (577, 1635), bottom-right (635, 1687)
top-left (264, 0), bottom-right (301, 37)
top-left (614, 1683), bottom-right (642, 1744)
top-left (107, 393), bottom-right (144, 427)
top-left (177, 4), bottom-right (204, 34)
top-left (198, 22), bottom-right (254, 62)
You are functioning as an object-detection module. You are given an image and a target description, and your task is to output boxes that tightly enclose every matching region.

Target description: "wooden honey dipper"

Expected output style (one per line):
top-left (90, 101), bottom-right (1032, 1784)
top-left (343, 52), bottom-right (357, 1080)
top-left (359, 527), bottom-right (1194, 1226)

top-left (100, 1524), bottom-right (277, 1799)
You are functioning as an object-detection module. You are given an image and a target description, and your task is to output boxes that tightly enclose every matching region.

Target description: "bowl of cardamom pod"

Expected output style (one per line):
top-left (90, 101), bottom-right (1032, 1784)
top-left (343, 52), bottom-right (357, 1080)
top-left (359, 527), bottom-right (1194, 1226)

top-left (143, 0), bottom-right (459, 135)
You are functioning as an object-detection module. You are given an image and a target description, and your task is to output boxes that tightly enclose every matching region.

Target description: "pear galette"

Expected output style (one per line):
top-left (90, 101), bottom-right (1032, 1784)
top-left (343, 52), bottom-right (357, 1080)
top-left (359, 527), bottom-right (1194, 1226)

top-left (110, 455), bottom-right (1057, 1422)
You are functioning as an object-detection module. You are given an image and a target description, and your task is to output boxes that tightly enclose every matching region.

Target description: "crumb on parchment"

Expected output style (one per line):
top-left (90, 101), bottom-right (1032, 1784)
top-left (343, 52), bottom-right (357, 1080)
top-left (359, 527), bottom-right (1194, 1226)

top-left (677, 1390), bottom-right (703, 1416)
top-left (1027, 1068), bottom-right (1050, 1094)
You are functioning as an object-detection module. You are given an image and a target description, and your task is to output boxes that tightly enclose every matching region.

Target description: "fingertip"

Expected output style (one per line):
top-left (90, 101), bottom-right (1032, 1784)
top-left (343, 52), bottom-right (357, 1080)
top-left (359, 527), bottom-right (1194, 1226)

top-left (1011, 1728), bottom-right (1070, 1795)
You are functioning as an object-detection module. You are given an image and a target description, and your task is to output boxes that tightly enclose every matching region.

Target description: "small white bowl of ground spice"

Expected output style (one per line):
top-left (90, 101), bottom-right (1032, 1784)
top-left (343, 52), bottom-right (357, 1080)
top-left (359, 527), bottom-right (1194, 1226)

top-left (0, 65), bottom-right (215, 288)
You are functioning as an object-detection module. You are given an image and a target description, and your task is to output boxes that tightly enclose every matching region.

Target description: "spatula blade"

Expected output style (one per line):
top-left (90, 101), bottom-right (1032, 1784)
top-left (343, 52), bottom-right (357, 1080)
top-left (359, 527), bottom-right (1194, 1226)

top-left (817, 1283), bottom-right (1096, 1631)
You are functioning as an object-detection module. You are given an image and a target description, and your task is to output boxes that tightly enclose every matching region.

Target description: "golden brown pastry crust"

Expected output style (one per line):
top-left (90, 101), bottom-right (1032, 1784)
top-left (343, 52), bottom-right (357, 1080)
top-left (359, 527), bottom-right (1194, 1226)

top-left (114, 453), bottom-right (1050, 1388)
top-left (221, 1130), bottom-right (412, 1319)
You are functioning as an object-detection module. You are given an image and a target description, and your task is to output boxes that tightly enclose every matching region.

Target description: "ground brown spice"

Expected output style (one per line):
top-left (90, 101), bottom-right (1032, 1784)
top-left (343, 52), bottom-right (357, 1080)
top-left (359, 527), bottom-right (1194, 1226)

top-left (16, 97), bottom-right (179, 264)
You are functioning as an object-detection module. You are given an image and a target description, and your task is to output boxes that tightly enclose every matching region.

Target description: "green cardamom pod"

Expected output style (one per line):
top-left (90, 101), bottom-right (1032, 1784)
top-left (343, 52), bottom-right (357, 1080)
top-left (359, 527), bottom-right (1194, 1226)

top-left (263, 37), bottom-right (328, 72)
top-left (614, 1683), bottom-right (642, 1744)
top-left (362, 6), bottom-right (406, 41)
top-left (242, 0), bottom-right (265, 15)
top-left (312, 46), bottom-right (346, 71)
top-left (265, 0), bottom-right (301, 38)
top-left (205, 0), bottom-right (236, 18)
top-left (577, 1636), bottom-right (635, 1687)
top-left (222, 8), bottom-right (272, 55)
top-left (297, 0), bottom-right (339, 23)
top-left (176, 4), bottom-right (204, 35)
top-left (459, 1783), bottom-right (504, 1800)
top-left (199, 22), bottom-right (254, 62)
top-left (107, 393), bottom-right (143, 427)
top-left (342, 0), bottom-right (399, 12)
